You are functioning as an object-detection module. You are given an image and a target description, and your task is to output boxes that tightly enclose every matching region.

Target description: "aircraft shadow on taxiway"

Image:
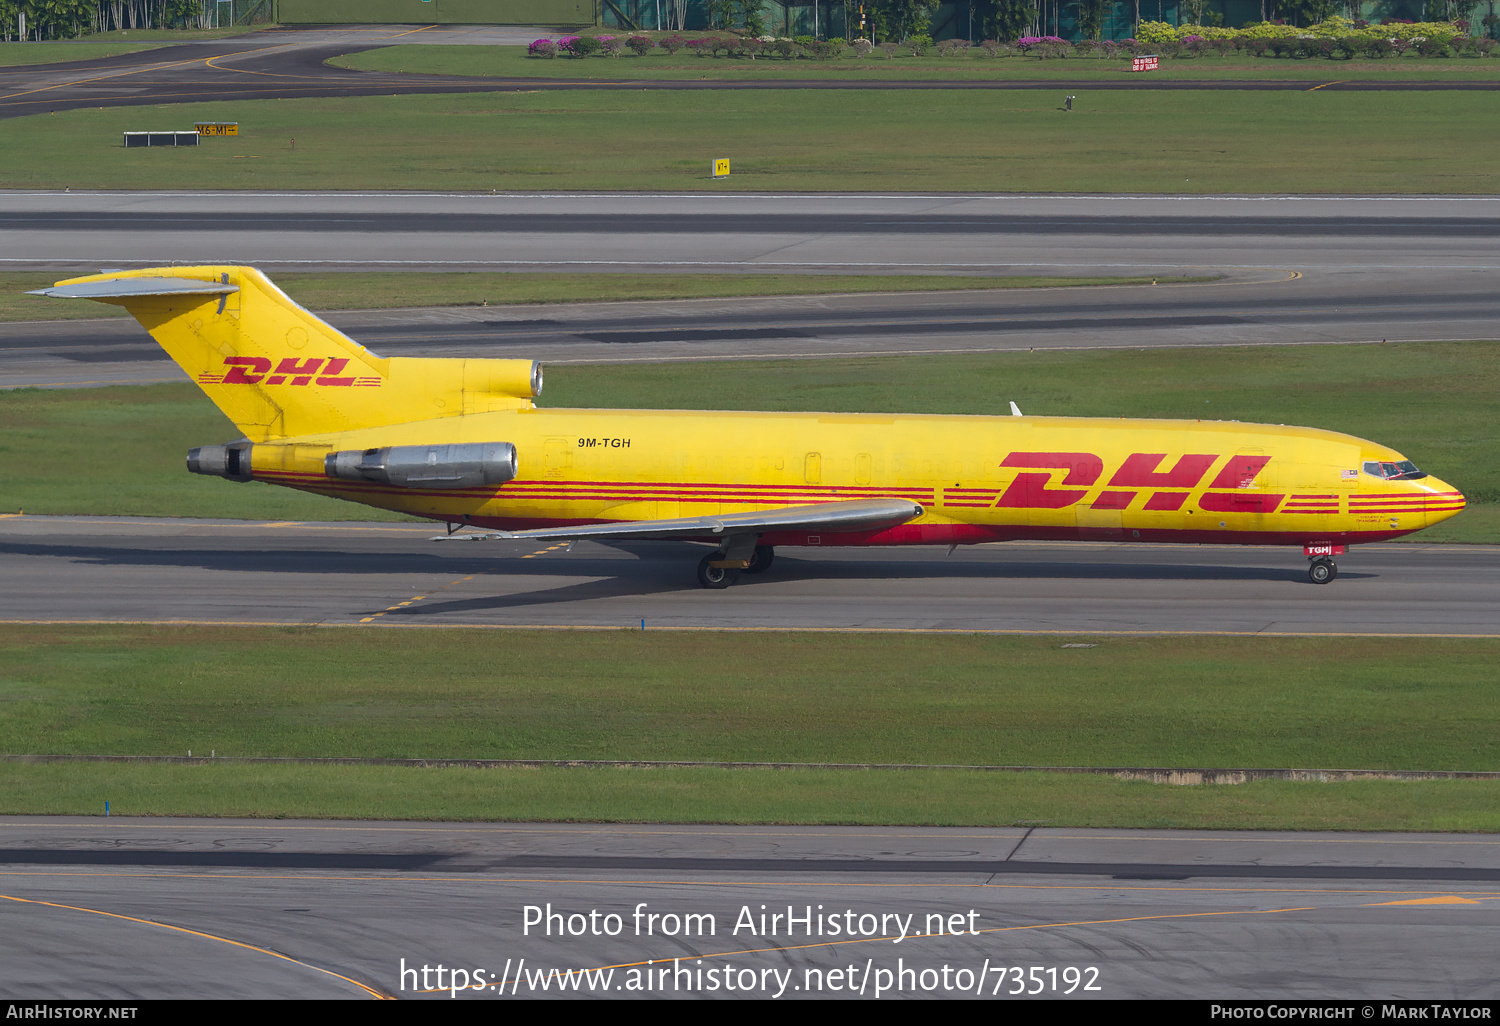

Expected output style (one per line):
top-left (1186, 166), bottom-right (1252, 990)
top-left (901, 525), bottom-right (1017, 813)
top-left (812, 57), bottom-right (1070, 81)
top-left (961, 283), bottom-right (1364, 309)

top-left (0, 541), bottom-right (1348, 590)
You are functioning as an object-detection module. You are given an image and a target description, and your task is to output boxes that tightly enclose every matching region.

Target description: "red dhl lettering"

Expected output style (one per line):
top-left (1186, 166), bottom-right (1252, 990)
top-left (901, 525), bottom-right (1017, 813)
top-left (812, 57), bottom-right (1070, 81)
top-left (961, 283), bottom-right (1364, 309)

top-left (221, 356), bottom-right (270, 384)
top-left (1209, 455), bottom-right (1271, 489)
top-left (1108, 453), bottom-right (1218, 488)
top-left (213, 357), bottom-right (369, 387)
top-left (988, 452), bottom-right (1232, 510)
top-left (995, 452), bottom-right (1103, 509)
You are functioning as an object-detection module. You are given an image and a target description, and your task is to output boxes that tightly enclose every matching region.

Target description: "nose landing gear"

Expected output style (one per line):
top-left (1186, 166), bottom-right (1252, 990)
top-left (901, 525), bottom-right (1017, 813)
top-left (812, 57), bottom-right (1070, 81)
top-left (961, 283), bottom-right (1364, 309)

top-left (1303, 542), bottom-right (1344, 585)
top-left (1308, 557), bottom-right (1337, 584)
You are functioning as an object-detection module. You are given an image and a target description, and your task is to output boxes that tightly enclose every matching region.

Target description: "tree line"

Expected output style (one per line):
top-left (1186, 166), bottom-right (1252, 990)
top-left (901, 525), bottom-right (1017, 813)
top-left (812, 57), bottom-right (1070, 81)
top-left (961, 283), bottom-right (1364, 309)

top-left (0, 1), bottom-right (218, 41)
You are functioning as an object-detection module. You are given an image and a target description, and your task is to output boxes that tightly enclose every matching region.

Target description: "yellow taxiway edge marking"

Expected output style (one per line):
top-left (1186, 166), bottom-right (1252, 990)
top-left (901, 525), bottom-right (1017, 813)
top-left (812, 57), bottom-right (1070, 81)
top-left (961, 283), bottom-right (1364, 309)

top-left (1369, 895), bottom-right (1482, 906)
top-left (0, 892), bottom-right (389, 998)
top-left (362, 570), bottom-right (484, 620)
top-left (380, 23), bottom-right (438, 39)
top-left (1307, 80), bottom-right (1346, 91)
top-left (0, 45), bottom-right (279, 103)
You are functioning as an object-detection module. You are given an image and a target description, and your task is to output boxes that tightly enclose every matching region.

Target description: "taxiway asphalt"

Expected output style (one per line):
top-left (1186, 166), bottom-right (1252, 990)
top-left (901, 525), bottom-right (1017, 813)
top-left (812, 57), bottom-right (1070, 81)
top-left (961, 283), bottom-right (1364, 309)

top-left (0, 516), bottom-right (1493, 636)
top-left (4, 817), bottom-right (1499, 999)
top-left (4, 192), bottom-right (1500, 387)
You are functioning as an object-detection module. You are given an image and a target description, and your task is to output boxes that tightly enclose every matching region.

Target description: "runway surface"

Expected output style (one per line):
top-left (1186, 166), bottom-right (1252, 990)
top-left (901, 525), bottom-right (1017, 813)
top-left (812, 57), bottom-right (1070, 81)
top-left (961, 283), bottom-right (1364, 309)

top-left (1, 516), bottom-right (1493, 635)
top-left (4, 816), bottom-right (1499, 999)
top-left (1, 24), bottom-right (1496, 123)
top-left (5, 192), bottom-right (1500, 387)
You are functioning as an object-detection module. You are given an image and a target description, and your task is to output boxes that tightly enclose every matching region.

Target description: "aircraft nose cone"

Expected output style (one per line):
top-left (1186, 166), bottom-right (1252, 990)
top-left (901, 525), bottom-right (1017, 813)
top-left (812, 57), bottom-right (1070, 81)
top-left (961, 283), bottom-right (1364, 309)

top-left (1421, 477), bottom-right (1466, 526)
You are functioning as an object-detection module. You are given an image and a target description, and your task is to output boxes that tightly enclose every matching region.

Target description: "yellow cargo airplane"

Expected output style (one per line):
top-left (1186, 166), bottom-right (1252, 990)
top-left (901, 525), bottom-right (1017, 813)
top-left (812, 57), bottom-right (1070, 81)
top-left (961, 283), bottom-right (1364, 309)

top-left (33, 266), bottom-right (1465, 588)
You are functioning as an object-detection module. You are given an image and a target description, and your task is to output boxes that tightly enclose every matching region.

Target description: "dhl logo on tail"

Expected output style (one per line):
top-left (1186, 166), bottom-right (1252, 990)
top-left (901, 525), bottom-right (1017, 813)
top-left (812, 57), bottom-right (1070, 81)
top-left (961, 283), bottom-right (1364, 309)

top-left (202, 357), bottom-right (383, 388)
top-left (29, 266), bottom-right (1465, 589)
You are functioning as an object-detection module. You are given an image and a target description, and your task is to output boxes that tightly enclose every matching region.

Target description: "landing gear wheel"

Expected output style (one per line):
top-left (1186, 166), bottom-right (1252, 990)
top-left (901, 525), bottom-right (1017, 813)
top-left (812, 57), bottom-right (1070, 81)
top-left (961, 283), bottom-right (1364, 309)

top-left (1308, 558), bottom-right (1337, 585)
top-left (697, 554), bottom-right (741, 589)
top-left (742, 545), bottom-right (775, 575)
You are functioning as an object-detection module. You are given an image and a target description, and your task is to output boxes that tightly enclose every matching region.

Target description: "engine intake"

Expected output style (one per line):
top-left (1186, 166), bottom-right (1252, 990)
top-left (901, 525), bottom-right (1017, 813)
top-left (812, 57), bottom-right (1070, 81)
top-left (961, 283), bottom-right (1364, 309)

top-left (325, 442), bottom-right (518, 489)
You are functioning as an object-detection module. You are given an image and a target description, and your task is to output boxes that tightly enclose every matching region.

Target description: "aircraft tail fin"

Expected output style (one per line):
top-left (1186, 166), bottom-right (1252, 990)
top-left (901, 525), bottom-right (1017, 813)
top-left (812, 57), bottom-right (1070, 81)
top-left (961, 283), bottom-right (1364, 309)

top-left (32, 266), bottom-right (540, 441)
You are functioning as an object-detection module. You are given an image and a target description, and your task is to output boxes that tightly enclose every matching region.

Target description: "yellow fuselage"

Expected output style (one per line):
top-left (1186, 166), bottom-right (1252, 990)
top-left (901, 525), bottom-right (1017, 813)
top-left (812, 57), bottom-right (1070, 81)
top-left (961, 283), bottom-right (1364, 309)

top-left (250, 408), bottom-right (1464, 548)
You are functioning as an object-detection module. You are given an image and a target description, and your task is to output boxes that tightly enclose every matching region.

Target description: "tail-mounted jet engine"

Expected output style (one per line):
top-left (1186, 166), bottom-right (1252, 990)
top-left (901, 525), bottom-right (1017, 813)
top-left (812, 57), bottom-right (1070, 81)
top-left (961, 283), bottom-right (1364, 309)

top-left (324, 442), bottom-right (519, 489)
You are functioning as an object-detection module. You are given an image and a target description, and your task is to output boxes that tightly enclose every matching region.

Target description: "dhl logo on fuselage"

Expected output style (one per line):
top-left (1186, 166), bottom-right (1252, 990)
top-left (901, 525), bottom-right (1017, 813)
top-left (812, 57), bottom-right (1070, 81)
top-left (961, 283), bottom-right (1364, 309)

top-left (954, 451), bottom-right (1281, 511)
top-left (197, 357), bottom-right (382, 388)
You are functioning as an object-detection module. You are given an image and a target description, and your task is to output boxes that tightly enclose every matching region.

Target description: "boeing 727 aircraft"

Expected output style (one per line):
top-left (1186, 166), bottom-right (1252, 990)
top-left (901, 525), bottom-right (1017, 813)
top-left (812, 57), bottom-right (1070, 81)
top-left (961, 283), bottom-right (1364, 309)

top-left (33, 266), bottom-right (1465, 588)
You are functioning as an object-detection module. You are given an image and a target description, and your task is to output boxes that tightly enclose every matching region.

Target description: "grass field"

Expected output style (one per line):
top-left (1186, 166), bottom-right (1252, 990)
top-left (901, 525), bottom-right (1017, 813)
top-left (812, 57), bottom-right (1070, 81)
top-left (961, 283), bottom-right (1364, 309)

top-left (0, 271), bottom-right (1204, 323)
top-left (1, 341), bottom-right (1494, 536)
top-left (336, 43), bottom-right (1500, 82)
top-left (3, 89), bottom-right (1500, 192)
top-left (3, 626), bottom-right (1498, 829)
top-left (11, 761), bottom-right (1499, 830)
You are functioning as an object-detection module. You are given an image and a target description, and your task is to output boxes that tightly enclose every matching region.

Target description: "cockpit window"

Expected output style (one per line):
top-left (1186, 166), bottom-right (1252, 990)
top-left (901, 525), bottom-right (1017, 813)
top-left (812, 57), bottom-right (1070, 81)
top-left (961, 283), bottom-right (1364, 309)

top-left (1363, 460), bottom-right (1427, 481)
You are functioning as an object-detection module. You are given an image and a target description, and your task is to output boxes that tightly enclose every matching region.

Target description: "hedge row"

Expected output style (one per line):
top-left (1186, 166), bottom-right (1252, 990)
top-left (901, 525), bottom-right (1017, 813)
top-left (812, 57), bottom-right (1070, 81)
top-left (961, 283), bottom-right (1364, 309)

top-left (528, 30), bottom-right (1494, 61)
top-left (1134, 15), bottom-right (1470, 43)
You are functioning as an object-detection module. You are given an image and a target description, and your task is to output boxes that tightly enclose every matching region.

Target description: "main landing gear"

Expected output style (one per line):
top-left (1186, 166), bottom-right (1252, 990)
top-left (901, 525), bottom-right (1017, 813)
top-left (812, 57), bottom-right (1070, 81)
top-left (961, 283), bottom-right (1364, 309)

top-left (1308, 556), bottom-right (1338, 585)
top-left (696, 542), bottom-right (773, 589)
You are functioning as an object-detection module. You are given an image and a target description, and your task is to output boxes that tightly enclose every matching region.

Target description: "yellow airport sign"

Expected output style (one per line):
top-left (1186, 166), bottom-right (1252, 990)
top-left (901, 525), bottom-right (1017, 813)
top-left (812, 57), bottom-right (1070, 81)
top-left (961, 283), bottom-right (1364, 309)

top-left (713, 158), bottom-right (730, 178)
top-left (195, 122), bottom-right (239, 137)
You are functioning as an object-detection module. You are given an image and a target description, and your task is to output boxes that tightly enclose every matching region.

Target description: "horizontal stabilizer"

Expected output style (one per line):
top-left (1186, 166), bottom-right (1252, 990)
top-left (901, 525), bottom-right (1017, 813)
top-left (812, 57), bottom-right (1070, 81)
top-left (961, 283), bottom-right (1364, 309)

top-left (436, 497), bottom-right (924, 544)
top-left (28, 278), bottom-right (239, 300)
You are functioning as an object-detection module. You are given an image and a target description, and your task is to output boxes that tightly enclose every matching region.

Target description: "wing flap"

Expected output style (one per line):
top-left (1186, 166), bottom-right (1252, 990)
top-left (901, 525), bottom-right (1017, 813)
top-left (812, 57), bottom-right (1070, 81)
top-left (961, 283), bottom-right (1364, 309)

top-left (436, 497), bottom-right (924, 543)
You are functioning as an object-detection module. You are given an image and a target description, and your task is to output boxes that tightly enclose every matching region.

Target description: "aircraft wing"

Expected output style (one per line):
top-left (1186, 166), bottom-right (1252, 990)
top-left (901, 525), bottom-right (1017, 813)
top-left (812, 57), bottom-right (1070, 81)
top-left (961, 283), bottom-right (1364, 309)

top-left (434, 497), bottom-right (924, 543)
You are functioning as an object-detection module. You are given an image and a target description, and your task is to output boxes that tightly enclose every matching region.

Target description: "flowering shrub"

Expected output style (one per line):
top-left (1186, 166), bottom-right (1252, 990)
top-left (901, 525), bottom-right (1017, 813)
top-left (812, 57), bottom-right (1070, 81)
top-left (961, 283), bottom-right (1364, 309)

top-left (807, 39), bottom-right (845, 58)
top-left (658, 33), bottom-right (688, 54)
top-left (851, 38), bottom-right (874, 56)
top-left (1017, 35), bottom-right (1070, 58)
top-left (877, 41), bottom-right (899, 57)
top-left (687, 37), bottom-right (716, 55)
top-left (556, 35), bottom-right (580, 54)
top-left (906, 33), bottom-right (933, 55)
top-left (572, 35), bottom-right (604, 56)
top-left (527, 38), bottom-right (558, 58)
top-left (598, 35), bottom-right (622, 55)
top-left (626, 35), bottom-right (653, 55)
top-left (936, 37), bottom-right (970, 56)
top-left (1074, 38), bottom-right (1123, 58)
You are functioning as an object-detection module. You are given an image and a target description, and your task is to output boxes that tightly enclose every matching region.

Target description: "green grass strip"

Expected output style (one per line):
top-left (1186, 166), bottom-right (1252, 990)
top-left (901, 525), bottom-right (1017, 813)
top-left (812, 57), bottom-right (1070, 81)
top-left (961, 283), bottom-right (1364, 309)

top-left (2, 626), bottom-right (1496, 769)
top-left (7, 762), bottom-right (1500, 830)
top-left (4, 625), bottom-right (1500, 829)
top-left (3, 89), bottom-right (1500, 193)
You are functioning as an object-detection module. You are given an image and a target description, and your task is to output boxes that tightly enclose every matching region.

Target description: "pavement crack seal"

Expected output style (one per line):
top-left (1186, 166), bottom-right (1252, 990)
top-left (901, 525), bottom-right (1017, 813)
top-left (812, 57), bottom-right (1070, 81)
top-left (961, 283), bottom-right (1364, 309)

top-left (0, 892), bottom-right (389, 998)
